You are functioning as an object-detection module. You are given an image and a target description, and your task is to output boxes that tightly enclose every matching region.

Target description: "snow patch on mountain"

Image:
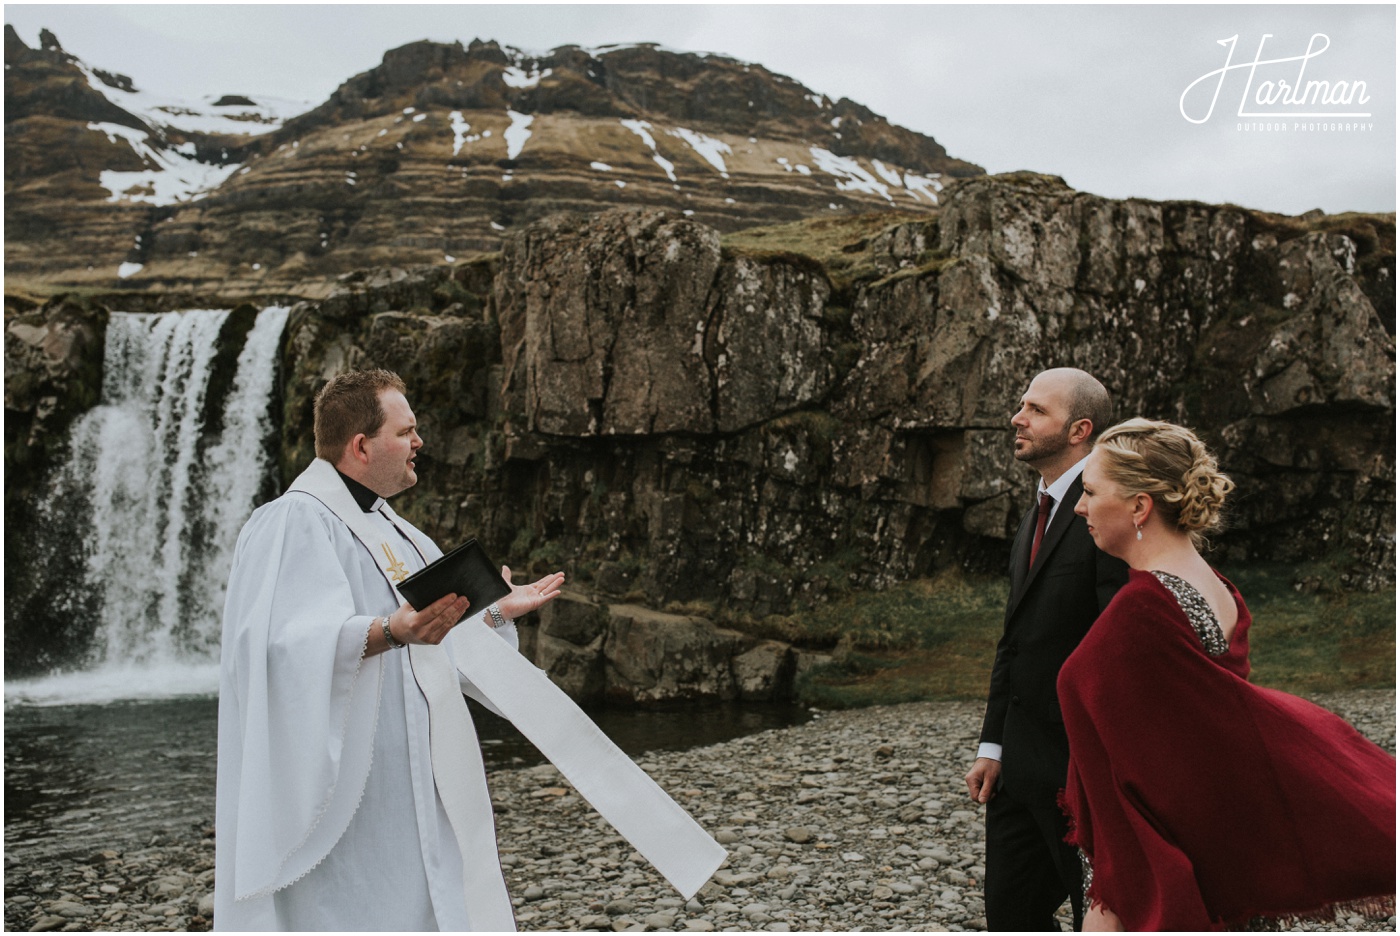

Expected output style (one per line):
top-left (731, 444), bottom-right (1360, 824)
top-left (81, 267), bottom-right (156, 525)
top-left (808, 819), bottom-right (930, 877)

top-left (871, 160), bottom-right (904, 189)
top-left (89, 122), bottom-right (242, 205)
top-left (75, 59), bottom-right (308, 137)
top-left (502, 65), bottom-right (552, 88)
top-left (903, 172), bottom-right (943, 204)
top-left (450, 112), bottom-right (472, 156)
top-left (505, 110), bottom-right (534, 160)
top-left (809, 147), bottom-right (891, 201)
top-left (669, 128), bottom-right (731, 178)
top-left (622, 119), bottom-right (677, 182)
top-left (56, 50), bottom-right (317, 207)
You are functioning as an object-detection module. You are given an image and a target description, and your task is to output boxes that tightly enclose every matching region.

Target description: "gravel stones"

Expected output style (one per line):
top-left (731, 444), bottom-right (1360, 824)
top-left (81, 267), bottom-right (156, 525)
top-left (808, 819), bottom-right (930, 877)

top-left (5, 691), bottom-right (1394, 932)
top-left (482, 691), bottom-right (1395, 932)
top-left (6, 840), bottom-right (216, 932)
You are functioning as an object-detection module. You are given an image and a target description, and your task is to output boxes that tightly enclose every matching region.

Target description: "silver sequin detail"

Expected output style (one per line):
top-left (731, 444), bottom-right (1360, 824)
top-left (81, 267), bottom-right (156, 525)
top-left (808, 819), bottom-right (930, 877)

top-left (1079, 847), bottom-right (1094, 907)
top-left (1151, 570), bottom-right (1229, 656)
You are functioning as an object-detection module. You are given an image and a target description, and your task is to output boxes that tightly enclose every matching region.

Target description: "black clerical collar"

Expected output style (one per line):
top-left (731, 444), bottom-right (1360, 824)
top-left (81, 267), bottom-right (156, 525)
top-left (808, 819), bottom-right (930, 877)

top-left (336, 470), bottom-right (384, 513)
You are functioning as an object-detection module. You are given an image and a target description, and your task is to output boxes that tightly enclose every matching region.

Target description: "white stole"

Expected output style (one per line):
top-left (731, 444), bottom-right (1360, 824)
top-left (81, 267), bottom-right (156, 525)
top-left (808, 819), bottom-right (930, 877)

top-left (288, 459), bottom-right (726, 915)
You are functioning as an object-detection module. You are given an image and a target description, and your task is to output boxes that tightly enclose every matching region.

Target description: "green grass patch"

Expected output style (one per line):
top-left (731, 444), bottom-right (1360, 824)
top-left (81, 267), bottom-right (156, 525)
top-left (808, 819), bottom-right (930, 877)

top-left (793, 568), bottom-right (1004, 650)
top-left (722, 211), bottom-right (936, 294)
top-left (1241, 208), bottom-right (1395, 257)
top-left (865, 253), bottom-right (958, 290)
top-left (789, 561), bottom-right (1394, 709)
top-left (1224, 562), bottom-right (1396, 693)
top-left (798, 647), bottom-right (997, 709)
top-left (785, 568), bottom-right (1005, 708)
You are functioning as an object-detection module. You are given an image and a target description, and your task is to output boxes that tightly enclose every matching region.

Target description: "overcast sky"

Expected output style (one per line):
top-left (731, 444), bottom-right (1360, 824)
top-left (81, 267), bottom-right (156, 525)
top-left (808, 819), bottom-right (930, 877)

top-left (5, 4), bottom-right (1394, 216)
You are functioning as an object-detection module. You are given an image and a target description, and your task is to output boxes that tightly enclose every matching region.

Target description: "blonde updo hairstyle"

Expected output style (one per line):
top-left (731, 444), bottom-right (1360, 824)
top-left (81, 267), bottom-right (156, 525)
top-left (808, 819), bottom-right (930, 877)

top-left (1093, 418), bottom-right (1235, 548)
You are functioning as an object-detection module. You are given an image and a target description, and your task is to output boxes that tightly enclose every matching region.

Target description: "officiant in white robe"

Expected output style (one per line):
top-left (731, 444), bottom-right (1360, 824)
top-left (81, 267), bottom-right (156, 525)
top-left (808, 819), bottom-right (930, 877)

top-left (215, 370), bottom-right (724, 931)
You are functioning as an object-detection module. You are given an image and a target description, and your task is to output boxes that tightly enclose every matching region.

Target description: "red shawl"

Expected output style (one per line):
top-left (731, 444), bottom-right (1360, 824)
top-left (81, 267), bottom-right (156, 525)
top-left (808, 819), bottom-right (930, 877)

top-left (1058, 569), bottom-right (1395, 931)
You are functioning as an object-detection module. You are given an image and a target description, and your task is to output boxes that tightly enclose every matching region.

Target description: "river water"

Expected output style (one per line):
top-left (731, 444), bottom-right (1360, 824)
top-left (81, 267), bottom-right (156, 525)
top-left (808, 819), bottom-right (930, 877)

top-left (4, 694), bottom-right (810, 865)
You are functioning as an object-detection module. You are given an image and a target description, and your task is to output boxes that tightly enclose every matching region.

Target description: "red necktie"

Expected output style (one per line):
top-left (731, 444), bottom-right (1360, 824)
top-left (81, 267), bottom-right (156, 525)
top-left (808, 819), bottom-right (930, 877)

top-left (1029, 492), bottom-right (1053, 569)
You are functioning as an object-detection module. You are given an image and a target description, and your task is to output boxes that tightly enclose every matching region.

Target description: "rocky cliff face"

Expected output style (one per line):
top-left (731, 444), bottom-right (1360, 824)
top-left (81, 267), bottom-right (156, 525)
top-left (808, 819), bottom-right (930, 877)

top-left (6, 174), bottom-right (1393, 695)
top-left (375, 177), bottom-right (1393, 607)
top-left (3, 292), bottom-right (109, 672)
top-left (5, 30), bottom-right (977, 298)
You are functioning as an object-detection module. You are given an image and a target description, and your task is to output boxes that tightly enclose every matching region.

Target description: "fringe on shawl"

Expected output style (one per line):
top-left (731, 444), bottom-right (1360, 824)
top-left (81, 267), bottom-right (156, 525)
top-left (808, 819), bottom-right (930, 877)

top-left (1056, 787), bottom-right (1103, 908)
top-left (1234, 895), bottom-right (1396, 932)
top-left (1056, 787), bottom-right (1079, 847)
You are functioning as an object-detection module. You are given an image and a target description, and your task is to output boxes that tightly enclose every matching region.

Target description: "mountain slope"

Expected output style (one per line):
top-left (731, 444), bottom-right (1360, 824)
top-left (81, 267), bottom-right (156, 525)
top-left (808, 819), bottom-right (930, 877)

top-left (4, 29), bottom-right (982, 297)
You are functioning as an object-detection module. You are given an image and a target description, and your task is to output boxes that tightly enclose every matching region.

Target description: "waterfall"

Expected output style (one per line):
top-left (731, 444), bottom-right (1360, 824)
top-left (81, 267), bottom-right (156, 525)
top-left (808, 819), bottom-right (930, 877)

top-left (7, 307), bottom-right (289, 704)
top-left (197, 308), bottom-right (291, 644)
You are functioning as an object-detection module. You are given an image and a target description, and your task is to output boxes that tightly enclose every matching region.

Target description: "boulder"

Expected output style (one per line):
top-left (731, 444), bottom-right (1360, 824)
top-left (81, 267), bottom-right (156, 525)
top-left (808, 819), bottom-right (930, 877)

top-left (731, 640), bottom-right (796, 701)
top-left (603, 604), bottom-right (748, 702)
top-left (539, 590), bottom-right (608, 645)
top-left (535, 631), bottom-right (606, 702)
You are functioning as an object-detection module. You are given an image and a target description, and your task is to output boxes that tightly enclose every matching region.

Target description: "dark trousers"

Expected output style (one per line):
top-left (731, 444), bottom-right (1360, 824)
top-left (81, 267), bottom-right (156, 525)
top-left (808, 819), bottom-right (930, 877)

top-left (984, 789), bottom-right (1084, 931)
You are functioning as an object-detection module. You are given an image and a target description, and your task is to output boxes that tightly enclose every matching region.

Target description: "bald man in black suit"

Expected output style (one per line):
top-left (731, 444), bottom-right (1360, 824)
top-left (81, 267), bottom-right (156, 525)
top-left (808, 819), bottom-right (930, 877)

top-left (965, 368), bottom-right (1129, 931)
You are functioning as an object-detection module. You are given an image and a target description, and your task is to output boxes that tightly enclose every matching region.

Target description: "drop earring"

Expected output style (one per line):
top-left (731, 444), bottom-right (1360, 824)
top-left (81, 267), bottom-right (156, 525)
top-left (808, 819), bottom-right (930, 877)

top-left (1136, 524), bottom-right (1143, 541)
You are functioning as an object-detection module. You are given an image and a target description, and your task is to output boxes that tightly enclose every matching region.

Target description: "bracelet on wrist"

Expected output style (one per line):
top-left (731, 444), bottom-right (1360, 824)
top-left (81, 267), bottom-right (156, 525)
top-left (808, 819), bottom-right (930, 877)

top-left (487, 604), bottom-right (512, 629)
top-left (381, 615), bottom-right (406, 649)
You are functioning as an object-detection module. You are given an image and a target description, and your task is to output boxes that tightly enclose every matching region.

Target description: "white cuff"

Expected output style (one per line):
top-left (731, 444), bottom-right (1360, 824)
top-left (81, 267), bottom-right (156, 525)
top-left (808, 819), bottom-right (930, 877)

top-left (977, 742), bottom-right (1003, 761)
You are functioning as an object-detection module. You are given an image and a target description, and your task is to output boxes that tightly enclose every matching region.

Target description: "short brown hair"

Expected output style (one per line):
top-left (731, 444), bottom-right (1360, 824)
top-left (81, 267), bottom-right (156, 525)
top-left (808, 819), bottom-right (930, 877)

top-left (1065, 372), bottom-right (1113, 442)
top-left (313, 369), bottom-right (406, 462)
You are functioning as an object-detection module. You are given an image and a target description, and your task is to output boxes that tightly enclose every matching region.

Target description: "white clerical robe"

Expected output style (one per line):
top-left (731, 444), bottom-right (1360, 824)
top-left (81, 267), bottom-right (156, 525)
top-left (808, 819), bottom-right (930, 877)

top-left (216, 459), bottom-right (726, 933)
top-left (214, 491), bottom-right (513, 931)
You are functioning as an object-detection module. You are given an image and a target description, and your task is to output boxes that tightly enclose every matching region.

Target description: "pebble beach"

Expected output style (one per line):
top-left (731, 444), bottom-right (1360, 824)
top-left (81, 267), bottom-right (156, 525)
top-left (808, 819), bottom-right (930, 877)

top-left (6, 691), bottom-right (1394, 932)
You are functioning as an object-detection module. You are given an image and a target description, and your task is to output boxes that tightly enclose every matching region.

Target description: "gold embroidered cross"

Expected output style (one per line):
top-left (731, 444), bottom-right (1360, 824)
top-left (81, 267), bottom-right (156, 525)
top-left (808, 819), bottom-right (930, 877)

top-left (381, 543), bottom-right (409, 583)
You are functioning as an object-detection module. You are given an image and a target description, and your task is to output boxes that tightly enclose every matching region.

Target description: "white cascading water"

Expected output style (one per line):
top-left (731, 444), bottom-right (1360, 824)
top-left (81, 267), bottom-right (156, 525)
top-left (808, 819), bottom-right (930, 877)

top-left (7, 306), bottom-right (289, 705)
top-left (197, 306), bottom-right (292, 641)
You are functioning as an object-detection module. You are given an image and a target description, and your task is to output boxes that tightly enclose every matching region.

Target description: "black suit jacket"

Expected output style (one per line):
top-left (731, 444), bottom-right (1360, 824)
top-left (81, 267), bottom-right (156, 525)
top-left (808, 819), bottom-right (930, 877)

top-left (979, 474), bottom-right (1129, 806)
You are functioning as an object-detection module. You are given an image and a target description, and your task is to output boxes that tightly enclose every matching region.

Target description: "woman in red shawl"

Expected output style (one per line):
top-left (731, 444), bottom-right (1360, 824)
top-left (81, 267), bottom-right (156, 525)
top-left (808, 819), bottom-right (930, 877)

top-left (1058, 418), bottom-right (1395, 931)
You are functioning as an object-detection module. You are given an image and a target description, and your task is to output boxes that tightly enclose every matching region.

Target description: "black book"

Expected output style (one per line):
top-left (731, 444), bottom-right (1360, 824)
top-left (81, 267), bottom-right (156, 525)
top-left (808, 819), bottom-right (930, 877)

top-left (397, 538), bottom-right (511, 613)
